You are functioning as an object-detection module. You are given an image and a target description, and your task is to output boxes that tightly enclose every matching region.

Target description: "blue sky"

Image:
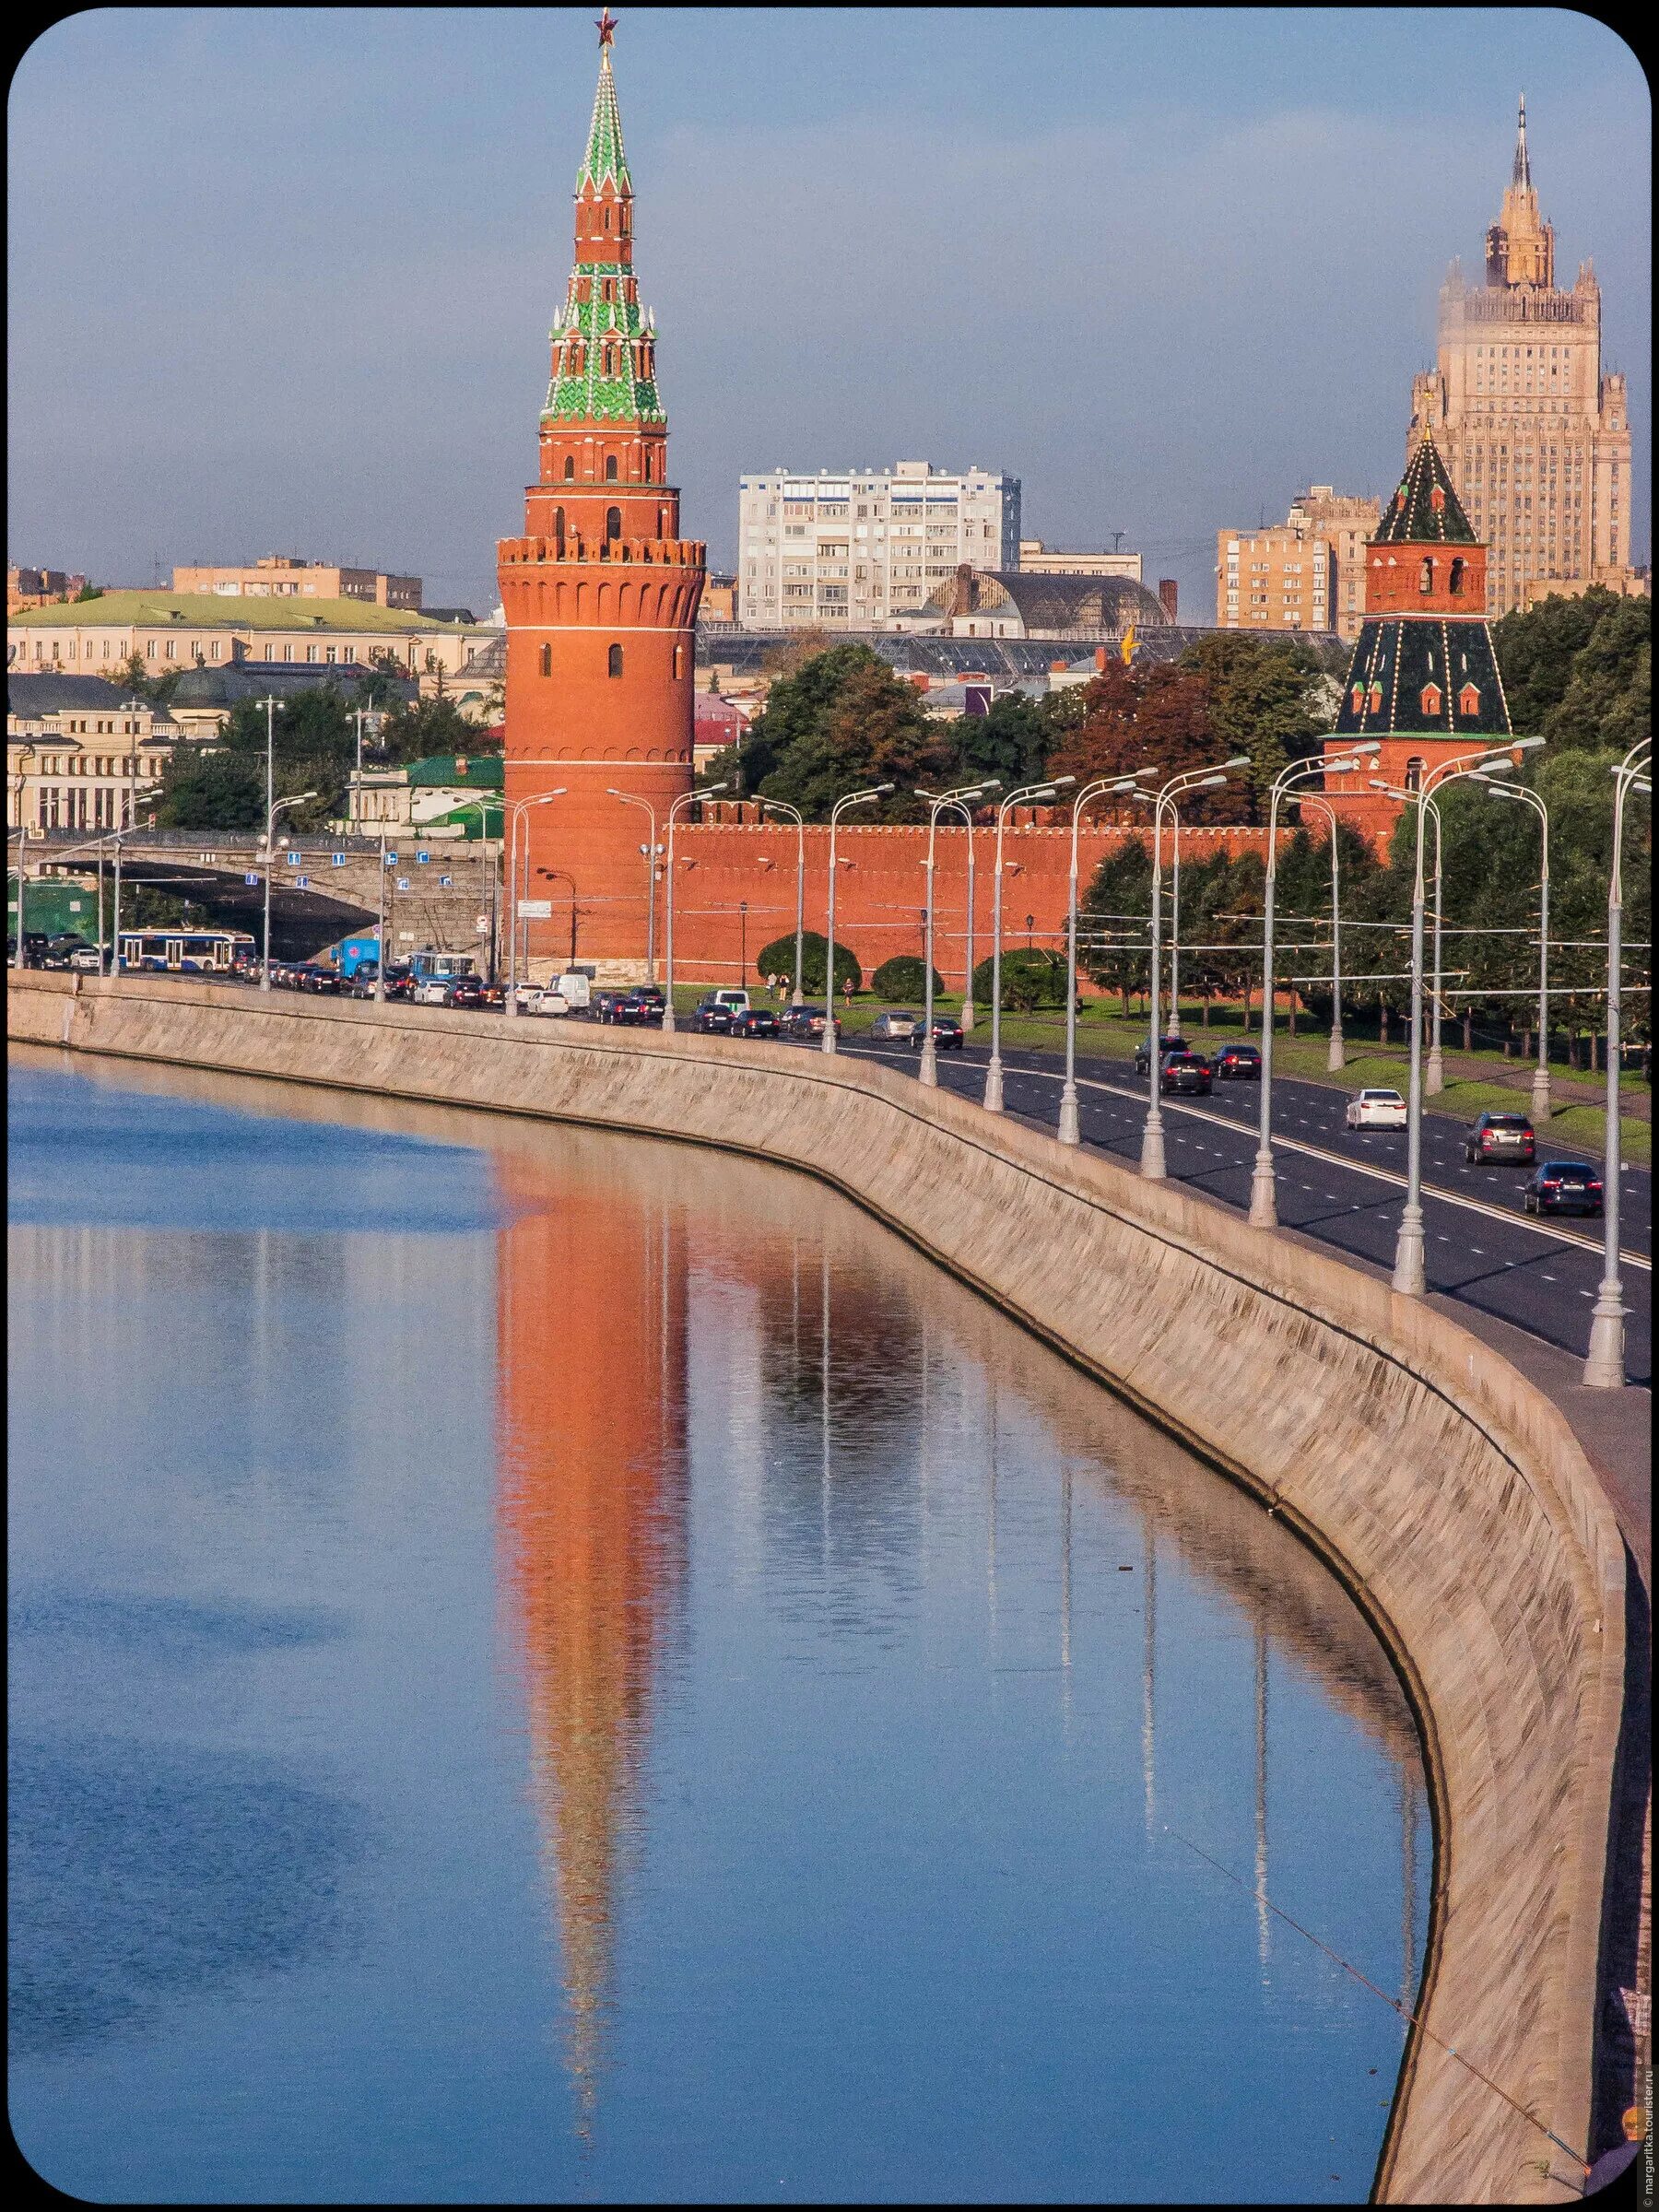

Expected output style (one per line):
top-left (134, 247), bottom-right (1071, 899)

top-left (7, 6), bottom-right (1650, 619)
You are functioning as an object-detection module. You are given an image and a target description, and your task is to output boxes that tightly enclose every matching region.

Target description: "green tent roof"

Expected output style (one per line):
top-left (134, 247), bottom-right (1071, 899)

top-left (406, 754), bottom-right (504, 788)
top-left (1373, 435), bottom-right (1477, 547)
top-left (10, 591), bottom-right (465, 634)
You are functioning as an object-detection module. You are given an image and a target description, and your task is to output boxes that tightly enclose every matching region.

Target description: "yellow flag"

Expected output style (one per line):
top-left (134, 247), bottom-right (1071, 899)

top-left (1120, 625), bottom-right (1136, 665)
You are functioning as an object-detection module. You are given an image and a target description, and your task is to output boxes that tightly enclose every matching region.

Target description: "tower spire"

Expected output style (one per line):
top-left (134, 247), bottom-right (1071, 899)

top-left (1512, 92), bottom-right (1530, 188)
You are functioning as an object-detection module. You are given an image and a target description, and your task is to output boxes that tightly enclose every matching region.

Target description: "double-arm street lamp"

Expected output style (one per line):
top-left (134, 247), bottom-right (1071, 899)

top-left (9, 742), bottom-right (38, 970)
top-left (1245, 747), bottom-right (1376, 1229)
top-left (1295, 792), bottom-right (1349, 1072)
top-left (1370, 737), bottom-right (1545, 1293)
top-left (1058, 773), bottom-right (1148, 1146)
top-left (606, 789), bottom-right (664, 983)
top-left (1471, 775), bottom-right (1552, 1122)
top-left (660, 781), bottom-right (728, 1033)
top-left (983, 775), bottom-right (1074, 1112)
top-left (1128, 758), bottom-right (1251, 1175)
top-left (1583, 736), bottom-right (1653, 1389)
top-left (915, 782), bottom-right (998, 1087)
top-left (505, 790), bottom-right (567, 1012)
top-left (822, 782), bottom-right (893, 1054)
top-left (260, 793), bottom-right (318, 991)
top-left (760, 795), bottom-right (806, 1006)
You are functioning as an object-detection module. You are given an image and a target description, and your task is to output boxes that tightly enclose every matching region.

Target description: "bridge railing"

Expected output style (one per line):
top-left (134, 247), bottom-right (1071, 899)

top-left (14, 827), bottom-right (394, 854)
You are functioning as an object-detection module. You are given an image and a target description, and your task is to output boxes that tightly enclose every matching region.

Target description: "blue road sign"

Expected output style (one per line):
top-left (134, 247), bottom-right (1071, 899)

top-left (384, 851), bottom-right (398, 866)
top-left (417, 849), bottom-right (429, 865)
top-left (438, 875), bottom-right (453, 888)
top-left (244, 872), bottom-right (260, 886)
top-left (396, 877), bottom-right (410, 891)
top-left (286, 850), bottom-right (300, 865)
top-left (296, 875), bottom-right (310, 889)
top-left (331, 853), bottom-right (346, 867)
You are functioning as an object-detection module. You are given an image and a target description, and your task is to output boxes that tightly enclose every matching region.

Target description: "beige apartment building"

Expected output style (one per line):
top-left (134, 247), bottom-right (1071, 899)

top-left (171, 555), bottom-right (422, 609)
top-left (6, 673), bottom-right (179, 831)
top-left (1017, 539), bottom-right (1144, 581)
top-left (737, 462), bottom-right (1020, 629)
top-left (1216, 485), bottom-right (1378, 640)
top-left (7, 591), bottom-right (486, 693)
top-left (1408, 99), bottom-right (1641, 617)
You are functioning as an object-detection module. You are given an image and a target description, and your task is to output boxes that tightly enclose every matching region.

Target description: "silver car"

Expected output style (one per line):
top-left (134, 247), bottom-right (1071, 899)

top-left (871, 1008), bottom-right (921, 1042)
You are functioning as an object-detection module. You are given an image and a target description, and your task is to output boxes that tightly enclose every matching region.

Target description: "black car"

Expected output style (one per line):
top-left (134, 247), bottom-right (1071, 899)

top-left (1134, 1034), bottom-right (1189, 1077)
top-left (615, 987), bottom-right (665, 1027)
top-left (1523, 1162), bottom-right (1604, 1217)
top-left (594, 987), bottom-right (631, 1024)
top-left (296, 963), bottom-right (342, 994)
top-left (1159, 1051), bottom-right (1213, 1095)
top-left (1212, 1043), bottom-right (1262, 1081)
top-left (1465, 1112), bottom-right (1535, 1165)
top-left (779, 1003), bottom-right (841, 1041)
top-left (41, 933), bottom-right (94, 971)
top-left (382, 964), bottom-right (418, 1002)
top-left (448, 975), bottom-right (488, 1010)
top-left (911, 1013), bottom-right (964, 1051)
top-left (732, 1006), bottom-right (779, 1039)
top-left (691, 996), bottom-right (735, 1033)
top-left (11, 931), bottom-right (51, 969)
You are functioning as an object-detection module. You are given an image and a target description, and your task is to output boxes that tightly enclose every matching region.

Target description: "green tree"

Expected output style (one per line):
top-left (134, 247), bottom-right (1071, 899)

top-left (970, 945), bottom-right (1068, 1010)
top-left (373, 693), bottom-right (480, 766)
top-left (1490, 588), bottom-right (1623, 735)
top-left (1079, 837), bottom-right (1153, 1013)
top-left (73, 583), bottom-right (102, 603)
top-left (1178, 631), bottom-right (1325, 814)
top-left (151, 750), bottom-right (265, 830)
top-left (758, 650), bottom-right (955, 822)
top-left (1543, 598), bottom-right (1650, 756)
top-left (753, 928), bottom-right (859, 995)
top-left (943, 692), bottom-right (1049, 790)
top-left (871, 954), bottom-right (942, 1001)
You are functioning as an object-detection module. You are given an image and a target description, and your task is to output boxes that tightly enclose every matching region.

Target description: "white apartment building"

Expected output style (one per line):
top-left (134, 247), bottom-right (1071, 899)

top-left (736, 462), bottom-right (1021, 630)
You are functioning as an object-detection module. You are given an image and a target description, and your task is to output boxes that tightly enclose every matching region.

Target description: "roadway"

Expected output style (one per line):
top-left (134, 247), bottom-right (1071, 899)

top-left (827, 1033), bottom-right (1653, 1388)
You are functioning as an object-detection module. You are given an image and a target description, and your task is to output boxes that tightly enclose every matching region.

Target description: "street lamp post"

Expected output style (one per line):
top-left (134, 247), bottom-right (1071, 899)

top-left (1475, 777), bottom-right (1552, 1121)
top-left (984, 776), bottom-right (1072, 1112)
top-left (375, 828), bottom-right (389, 1001)
top-left (1371, 738), bottom-right (1544, 1293)
top-left (1424, 794), bottom-right (1448, 1096)
top-left (9, 743), bottom-right (36, 970)
top-left (504, 791), bottom-right (566, 1013)
top-left (1125, 757), bottom-right (1251, 1174)
top-left (915, 782), bottom-right (995, 1087)
top-left (110, 793), bottom-right (160, 977)
top-left (1058, 773), bottom-right (1147, 1146)
top-left (661, 782), bottom-right (727, 1032)
top-left (823, 783), bottom-right (892, 1054)
top-left (1583, 737), bottom-right (1652, 1388)
top-left (1298, 793), bottom-right (1348, 1072)
top-left (606, 790), bottom-right (661, 982)
top-left (761, 796), bottom-right (806, 1006)
top-left (261, 792), bottom-right (317, 990)
top-left (1245, 749), bottom-right (1374, 1229)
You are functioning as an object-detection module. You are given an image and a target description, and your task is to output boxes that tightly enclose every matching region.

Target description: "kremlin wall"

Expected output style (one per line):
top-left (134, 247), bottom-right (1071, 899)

top-left (503, 27), bottom-right (1518, 989)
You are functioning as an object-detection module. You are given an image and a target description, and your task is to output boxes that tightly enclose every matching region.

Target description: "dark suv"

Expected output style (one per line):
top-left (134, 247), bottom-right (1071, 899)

top-left (615, 987), bottom-right (665, 1027)
top-left (1159, 1051), bottom-right (1212, 1095)
top-left (1465, 1112), bottom-right (1535, 1166)
top-left (691, 996), bottom-right (735, 1033)
top-left (1523, 1162), bottom-right (1603, 1217)
top-left (1134, 1034), bottom-right (1189, 1077)
top-left (1212, 1042), bottom-right (1262, 1081)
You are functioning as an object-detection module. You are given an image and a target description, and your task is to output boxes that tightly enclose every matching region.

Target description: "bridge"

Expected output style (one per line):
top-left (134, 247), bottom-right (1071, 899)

top-left (15, 827), bottom-right (496, 962)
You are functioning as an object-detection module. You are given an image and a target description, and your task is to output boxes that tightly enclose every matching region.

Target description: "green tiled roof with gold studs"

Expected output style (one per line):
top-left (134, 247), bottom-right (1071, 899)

top-left (541, 38), bottom-right (663, 427)
top-left (1373, 432), bottom-right (1478, 545)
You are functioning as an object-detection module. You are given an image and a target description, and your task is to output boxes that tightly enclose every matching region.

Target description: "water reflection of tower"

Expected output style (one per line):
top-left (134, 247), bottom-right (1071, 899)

top-left (495, 1142), bottom-right (688, 2131)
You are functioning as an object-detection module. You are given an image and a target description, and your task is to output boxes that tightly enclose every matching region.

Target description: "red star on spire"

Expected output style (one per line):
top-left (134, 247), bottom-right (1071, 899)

top-left (596, 6), bottom-right (617, 46)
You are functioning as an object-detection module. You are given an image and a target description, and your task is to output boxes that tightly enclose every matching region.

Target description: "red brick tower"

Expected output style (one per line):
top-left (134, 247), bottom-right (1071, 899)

top-left (498, 10), bottom-right (704, 974)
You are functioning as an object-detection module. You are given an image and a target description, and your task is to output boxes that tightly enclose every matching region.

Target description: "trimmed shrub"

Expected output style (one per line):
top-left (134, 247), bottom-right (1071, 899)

top-left (872, 954), bottom-right (944, 1001)
top-left (755, 930), bottom-right (860, 996)
top-left (971, 946), bottom-right (1068, 1011)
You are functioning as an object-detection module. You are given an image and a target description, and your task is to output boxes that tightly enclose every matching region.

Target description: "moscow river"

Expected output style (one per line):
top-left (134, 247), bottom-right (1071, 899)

top-left (9, 1048), bottom-right (1430, 2204)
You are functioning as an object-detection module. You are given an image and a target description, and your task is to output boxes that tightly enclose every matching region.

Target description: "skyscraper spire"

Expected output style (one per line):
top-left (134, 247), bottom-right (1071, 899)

top-left (1512, 92), bottom-right (1530, 188)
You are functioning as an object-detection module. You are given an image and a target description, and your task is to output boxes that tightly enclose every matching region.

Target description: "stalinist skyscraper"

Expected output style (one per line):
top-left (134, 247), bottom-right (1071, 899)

top-left (1408, 98), bottom-right (1637, 618)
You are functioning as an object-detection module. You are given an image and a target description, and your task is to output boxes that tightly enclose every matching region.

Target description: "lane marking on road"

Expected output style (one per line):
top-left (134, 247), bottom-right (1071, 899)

top-left (963, 1056), bottom-right (1653, 1273)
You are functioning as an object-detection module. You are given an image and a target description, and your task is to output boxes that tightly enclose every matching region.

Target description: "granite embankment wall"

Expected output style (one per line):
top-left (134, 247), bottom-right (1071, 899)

top-left (9, 971), bottom-right (1625, 2206)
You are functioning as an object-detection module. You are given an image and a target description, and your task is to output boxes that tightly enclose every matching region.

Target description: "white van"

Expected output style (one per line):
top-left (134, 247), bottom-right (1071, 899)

top-left (554, 971), bottom-right (592, 1011)
top-left (713, 989), bottom-right (749, 1017)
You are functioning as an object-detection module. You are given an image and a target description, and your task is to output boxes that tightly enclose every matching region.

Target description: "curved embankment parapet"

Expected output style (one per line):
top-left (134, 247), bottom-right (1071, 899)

top-left (9, 971), bottom-right (1625, 2205)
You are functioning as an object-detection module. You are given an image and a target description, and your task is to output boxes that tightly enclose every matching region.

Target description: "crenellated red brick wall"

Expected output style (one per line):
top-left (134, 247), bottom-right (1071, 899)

top-left (643, 817), bottom-right (1286, 990)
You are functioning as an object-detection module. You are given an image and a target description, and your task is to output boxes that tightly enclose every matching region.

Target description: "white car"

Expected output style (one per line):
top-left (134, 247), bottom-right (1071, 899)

top-left (1346, 1087), bottom-right (1408, 1130)
top-left (524, 986), bottom-right (571, 1018)
top-left (414, 976), bottom-right (454, 1005)
top-left (68, 947), bottom-right (105, 973)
